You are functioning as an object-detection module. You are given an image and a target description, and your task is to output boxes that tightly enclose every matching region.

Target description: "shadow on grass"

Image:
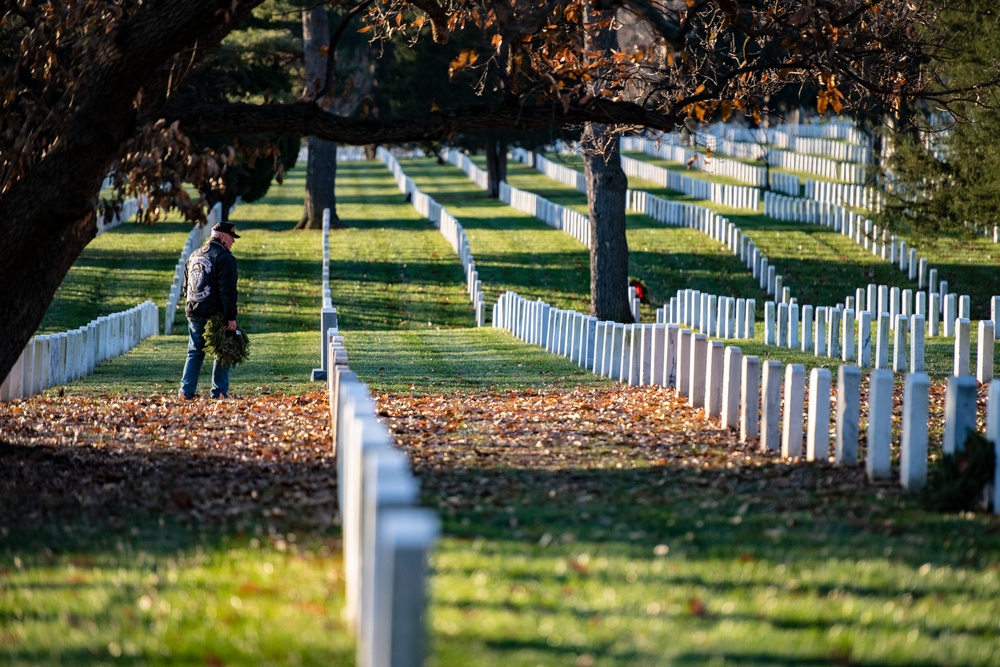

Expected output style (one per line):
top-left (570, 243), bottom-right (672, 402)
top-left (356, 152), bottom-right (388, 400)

top-left (0, 438), bottom-right (352, 666)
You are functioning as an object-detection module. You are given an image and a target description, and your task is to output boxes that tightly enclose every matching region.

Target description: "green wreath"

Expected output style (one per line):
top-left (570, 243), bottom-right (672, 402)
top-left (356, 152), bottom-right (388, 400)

top-left (922, 431), bottom-right (997, 512)
top-left (204, 313), bottom-right (251, 367)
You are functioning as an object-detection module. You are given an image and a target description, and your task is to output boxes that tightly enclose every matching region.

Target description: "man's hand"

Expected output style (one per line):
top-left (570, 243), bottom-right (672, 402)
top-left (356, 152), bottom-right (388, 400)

top-left (227, 320), bottom-right (238, 331)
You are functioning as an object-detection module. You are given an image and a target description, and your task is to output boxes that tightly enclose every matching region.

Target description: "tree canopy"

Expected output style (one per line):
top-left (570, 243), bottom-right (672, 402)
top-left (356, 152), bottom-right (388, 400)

top-left (0, 0), bottom-right (995, 382)
top-left (876, 0), bottom-right (1000, 241)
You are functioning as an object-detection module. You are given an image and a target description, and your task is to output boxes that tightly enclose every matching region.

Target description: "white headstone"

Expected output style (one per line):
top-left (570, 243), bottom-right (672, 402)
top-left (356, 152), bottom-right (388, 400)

top-left (689, 334), bottom-right (708, 408)
top-left (776, 303), bottom-right (788, 347)
top-left (722, 347), bottom-right (742, 430)
top-left (648, 324), bottom-right (666, 385)
top-left (835, 365), bottom-right (861, 466)
top-left (944, 294), bottom-right (957, 337)
top-left (842, 309), bottom-right (855, 362)
top-left (875, 312), bottom-right (890, 370)
top-left (978, 320), bottom-right (995, 385)
top-left (929, 293), bottom-right (940, 337)
top-left (858, 310), bottom-right (872, 368)
top-left (807, 368), bottom-right (832, 462)
top-left (943, 375), bottom-right (978, 455)
top-left (893, 314), bottom-right (908, 373)
top-left (788, 303), bottom-right (800, 350)
top-left (623, 325), bottom-right (639, 384)
top-left (372, 509), bottom-right (439, 667)
top-left (866, 369), bottom-right (894, 480)
top-left (740, 355), bottom-right (761, 442)
top-left (663, 325), bottom-right (679, 388)
top-left (815, 307), bottom-right (828, 357)
top-left (802, 304), bottom-right (814, 353)
top-left (954, 317), bottom-right (971, 377)
top-left (829, 308), bottom-right (841, 359)
top-left (910, 314), bottom-right (926, 373)
top-left (782, 364), bottom-right (806, 459)
top-left (677, 329), bottom-right (692, 398)
top-left (705, 341), bottom-right (725, 419)
top-left (735, 299), bottom-right (746, 338)
top-left (959, 294), bottom-right (971, 321)
top-left (764, 301), bottom-right (776, 345)
top-left (761, 360), bottom-right (782, 452)
top-left (890, 287), bottom-right (900, 330)
top-left (900, 372), bottom-right (930, 491)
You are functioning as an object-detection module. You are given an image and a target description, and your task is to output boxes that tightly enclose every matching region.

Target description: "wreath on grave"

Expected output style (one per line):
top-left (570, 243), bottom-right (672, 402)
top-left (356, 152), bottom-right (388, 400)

top-left (205, 313), bottom-right (251, 368)
top-left (921, 431), bottom-right (996, 512)
top-left (629, 277), bottom-right (649, 304)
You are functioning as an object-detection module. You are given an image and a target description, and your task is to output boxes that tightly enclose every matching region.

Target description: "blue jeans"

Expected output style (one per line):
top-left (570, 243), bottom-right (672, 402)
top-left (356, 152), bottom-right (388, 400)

top-left (179, 317), bottom-right (230, 398)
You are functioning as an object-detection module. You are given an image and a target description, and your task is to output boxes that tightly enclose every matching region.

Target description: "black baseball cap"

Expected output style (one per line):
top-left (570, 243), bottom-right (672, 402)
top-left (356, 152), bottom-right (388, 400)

top-left (212, 222), bottom-right (241, 238)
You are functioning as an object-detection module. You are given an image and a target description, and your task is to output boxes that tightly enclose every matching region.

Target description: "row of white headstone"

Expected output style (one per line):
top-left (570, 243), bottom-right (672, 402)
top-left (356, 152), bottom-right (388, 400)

top-left (838, 284), bottom-right (994, 336)
top-left (94, 197), bottom-right (140, 236)
top-left (712, 120), bottom-right (868, 150)
top-left (304, 202), bottom-right (439, 667)
top-left (447, 148), bottom-right (789, 328)
top-left (379, 149), bottom-right (488, 326)
top-left (163, 202), bottom-right (225, 335)
top-left (445, 150), bottom-right (491, 190)
top-left (621, 154), bottom-right (762, 211)
top-left (784, 134), bottom-right (873, 164)
top-left (963, 220), bottom-right (1000, 244)
top-left (297, 144), bottom-right (370, 164)
top-left (492, 290), bottom-right (1000, 511)
top-left (620, 136), bottom-right (769, 188)
top-left (499, 181), bottom-right (591, 247)
top-left (510, 147), bottom-right (763, 213)
top-left (328, 339), bottom-right (440, 667)
top-left (762, 191), bottom-right (951, 293)
top-left (0, 301), bottom-right (160, 402)
top-left (658, 289), bottom-right (756, 341)
top-left (804, 179), bottom-right (881, 210)
top-left (627, 189), bottom-right (792, 301)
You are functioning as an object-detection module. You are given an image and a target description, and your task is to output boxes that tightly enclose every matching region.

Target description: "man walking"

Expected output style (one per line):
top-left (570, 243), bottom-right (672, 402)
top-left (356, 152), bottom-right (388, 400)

top-left (179, 221), bottom-right (240, 399)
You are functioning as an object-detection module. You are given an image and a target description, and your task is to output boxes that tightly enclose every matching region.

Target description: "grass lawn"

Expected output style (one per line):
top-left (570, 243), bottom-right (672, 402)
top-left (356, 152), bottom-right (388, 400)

top-left (40, 219), bottom-right (193, 334)
top-left (429, 155), bottom-right (771, 313)
top-left (3, 157), bottom-right (1000, 666)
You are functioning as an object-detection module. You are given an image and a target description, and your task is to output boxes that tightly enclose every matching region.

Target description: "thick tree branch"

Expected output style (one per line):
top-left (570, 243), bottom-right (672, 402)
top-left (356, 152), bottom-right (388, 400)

top-left (162, 99), bottom-right (682, 144)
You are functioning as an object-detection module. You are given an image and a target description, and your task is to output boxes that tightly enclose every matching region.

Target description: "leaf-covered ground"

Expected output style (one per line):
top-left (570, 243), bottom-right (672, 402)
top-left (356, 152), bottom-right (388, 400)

top-left (0, 393), bottom-right (336, 535)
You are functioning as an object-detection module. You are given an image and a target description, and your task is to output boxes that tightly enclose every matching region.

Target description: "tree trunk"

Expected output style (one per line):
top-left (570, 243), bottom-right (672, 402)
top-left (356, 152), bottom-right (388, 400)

top-left (298, 138), bottom-right (341, 229)
top-left (296, 7), bottom-right (342, 230)
top-left (583, 3), bottom-right (630, 323)
top-left (584, 123), bottom-right (632, 323)
top-left (484, 132), bottom-right (508, 199)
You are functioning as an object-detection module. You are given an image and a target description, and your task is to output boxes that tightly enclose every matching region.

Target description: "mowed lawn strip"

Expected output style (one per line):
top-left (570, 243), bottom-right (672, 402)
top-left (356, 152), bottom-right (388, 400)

top-left (548, 151), bottom-right (918, 309)
top-left (456, 156), bottom-right (769, 313)
top-left (330, 160), bottom-right (609, 394)
top-left (396, 157), bottom-right (592, 315)
top-left (40, 218), bottom-right (193, 334)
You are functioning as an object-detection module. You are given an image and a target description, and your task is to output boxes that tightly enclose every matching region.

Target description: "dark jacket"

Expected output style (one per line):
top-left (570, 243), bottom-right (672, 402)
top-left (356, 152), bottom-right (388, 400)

top-left (184, 238), bottom-right (238, 320)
